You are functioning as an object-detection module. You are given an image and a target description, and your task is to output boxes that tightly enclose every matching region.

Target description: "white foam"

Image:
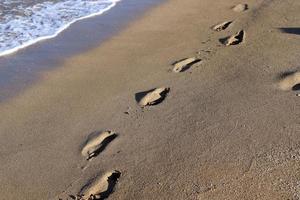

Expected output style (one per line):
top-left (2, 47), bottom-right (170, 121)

top-left (0, 0), bottom-right (121, 57)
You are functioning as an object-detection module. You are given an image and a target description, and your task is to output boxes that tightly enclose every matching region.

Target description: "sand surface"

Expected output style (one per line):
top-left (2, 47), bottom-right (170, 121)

top-left (1, 0), bottom-right (300, 199)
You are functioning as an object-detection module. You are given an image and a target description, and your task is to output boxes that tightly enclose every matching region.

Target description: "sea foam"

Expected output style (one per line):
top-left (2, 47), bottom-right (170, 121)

top-left (0, 0), bottom-right (121, 57)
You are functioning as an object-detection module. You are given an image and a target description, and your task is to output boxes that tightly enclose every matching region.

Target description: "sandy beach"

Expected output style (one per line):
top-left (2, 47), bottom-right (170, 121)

top-left (1, 0), bottom-right (300, 199)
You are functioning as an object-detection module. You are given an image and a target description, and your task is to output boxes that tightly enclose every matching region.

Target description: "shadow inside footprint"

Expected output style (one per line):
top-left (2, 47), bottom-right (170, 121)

top-left (89, 134), bottom-right (117, 160)
top-left (220, 30), bottom-right (245, 46)
top-left (98, 171), bottom-right (121, 200)
top-left (79, 170), bottom-right (121, 200)
top-left (172, 58), bottom-right (202, 72)
top-left (278, 70), bottom-right (300, 91)
top-left (135, 88), bottom-right (155, 103)
top-left (135, 88), bottom-right (170, 107)
top-left (212, 21), bottom-right (233, 32)
top-left (232, 4), bottom-right (248, 12)
top-left (219, 37), bottom-right (229, 45)
top-left (82, 131), bottom-right (118, 160)
top-left (292, 83), bottom-right (300, 91)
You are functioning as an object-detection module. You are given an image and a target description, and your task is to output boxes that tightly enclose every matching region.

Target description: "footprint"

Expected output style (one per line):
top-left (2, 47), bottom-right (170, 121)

top-left (172, 57), bottom-right (202, 73)
top-left (135, 87), bottom-right (170, 107)
top-left (232, 4), bottom-right (248, 12)
top-left (278, 71), bottom-right (300, 91)
top-left (81, 131), bottom-right (118, 160)
top-left (212, 21), bottom-right (233, 32)
top-left (80, 170), bottom-right (121, 200)
top-left (220, 30), bottom-right (245, 46)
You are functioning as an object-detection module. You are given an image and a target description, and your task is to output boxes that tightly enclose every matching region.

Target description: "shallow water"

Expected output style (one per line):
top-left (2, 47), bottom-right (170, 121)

top-left (0, 0), bottom-right (121, 56)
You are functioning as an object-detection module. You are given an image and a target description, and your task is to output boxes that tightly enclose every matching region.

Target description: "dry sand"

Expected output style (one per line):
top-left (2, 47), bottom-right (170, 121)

top-left (1, 0), bottom-right (300, 199)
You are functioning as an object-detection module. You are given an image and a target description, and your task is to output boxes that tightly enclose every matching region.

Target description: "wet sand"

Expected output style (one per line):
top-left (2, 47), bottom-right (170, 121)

top-left (1, 0), bottom-right (300, 199)
top-left (0, 0), bottom-right (163, 102)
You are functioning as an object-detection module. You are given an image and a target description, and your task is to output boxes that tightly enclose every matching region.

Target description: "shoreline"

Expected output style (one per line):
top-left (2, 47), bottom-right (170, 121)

top-left (1, 0), bottom-right (300, 199)
top-left (0, 0), bottom-right (164, 102)
top-left (0, 0), bottom-right (120, 57)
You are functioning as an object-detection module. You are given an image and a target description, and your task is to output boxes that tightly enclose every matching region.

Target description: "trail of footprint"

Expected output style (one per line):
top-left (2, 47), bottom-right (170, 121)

top-left (278, 71), bottom-right (300, 91)
top-left (135, 87), bottom-right (170, 107)
top-left (212, 21), bottom-right (233, 32)
top-left (81, 131), bottom-right (118, 160)
top-left (232, 4), bottom-right (248, 12)
top-left (220, 30), bottom-right (245, 46)
top-left (80, 170), bottom-right (121, 200)
top-left (172, 57), bottom-right (202, 73)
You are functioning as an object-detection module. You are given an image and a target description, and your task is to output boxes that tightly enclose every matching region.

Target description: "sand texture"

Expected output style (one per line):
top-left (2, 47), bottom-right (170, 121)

top-left (1, 0), bottom-right (300, 199)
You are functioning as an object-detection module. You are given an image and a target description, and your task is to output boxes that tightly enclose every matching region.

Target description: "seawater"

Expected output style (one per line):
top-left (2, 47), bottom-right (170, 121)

top-left (0, 0), bottom-right (121, 57)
